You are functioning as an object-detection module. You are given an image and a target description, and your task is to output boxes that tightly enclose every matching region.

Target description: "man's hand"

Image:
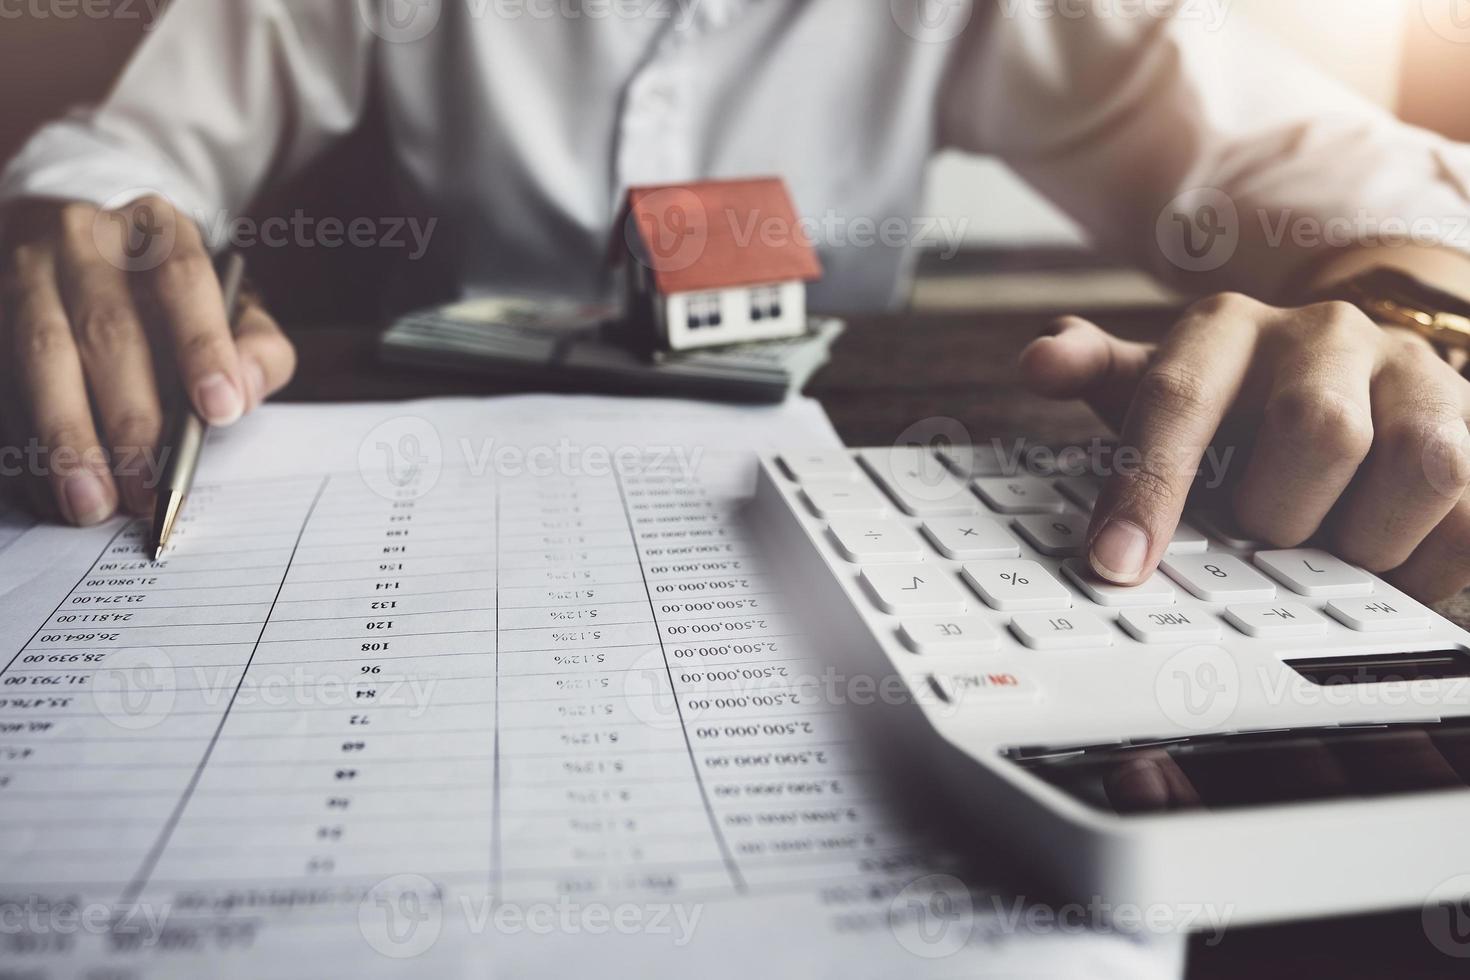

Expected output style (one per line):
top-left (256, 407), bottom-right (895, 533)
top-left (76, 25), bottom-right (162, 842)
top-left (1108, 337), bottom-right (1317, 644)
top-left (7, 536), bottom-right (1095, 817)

top-left (1020, 292), bottom-right (1470, 602)
top-left (0, 197), bottom-right (296, 524)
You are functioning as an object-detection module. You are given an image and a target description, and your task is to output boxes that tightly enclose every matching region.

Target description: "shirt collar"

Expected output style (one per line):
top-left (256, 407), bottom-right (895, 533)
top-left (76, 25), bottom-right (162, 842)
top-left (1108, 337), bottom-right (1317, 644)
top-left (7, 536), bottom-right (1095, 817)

top-left (676, 0), bottom-right (763, 35)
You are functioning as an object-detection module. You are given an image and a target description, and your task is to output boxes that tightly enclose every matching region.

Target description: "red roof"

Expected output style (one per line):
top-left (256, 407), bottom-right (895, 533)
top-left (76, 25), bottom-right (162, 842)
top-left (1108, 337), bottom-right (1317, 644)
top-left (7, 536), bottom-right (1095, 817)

top-left (618, 177), bottom-right (823, 295)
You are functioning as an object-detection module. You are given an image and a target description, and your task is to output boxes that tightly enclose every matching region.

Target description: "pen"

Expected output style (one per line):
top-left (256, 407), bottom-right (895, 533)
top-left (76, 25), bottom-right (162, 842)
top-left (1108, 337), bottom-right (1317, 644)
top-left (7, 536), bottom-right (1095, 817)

top-left (149, 252), bottom-right (247, 560)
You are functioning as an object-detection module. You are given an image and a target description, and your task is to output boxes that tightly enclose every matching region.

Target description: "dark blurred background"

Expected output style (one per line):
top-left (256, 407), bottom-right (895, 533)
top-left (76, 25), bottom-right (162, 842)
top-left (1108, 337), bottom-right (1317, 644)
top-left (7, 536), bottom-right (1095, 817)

top-left (2, 0), bottom-right (1469, 325)
top-left (0, 2), bottom-right (399, 324)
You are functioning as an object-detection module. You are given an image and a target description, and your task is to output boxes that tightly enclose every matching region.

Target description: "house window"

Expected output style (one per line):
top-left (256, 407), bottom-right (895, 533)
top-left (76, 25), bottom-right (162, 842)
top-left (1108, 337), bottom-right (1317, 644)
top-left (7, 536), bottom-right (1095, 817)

top-left (686, 293), bottom-right (722, 330)
top-left (750, 286), bottom-right (782, 322)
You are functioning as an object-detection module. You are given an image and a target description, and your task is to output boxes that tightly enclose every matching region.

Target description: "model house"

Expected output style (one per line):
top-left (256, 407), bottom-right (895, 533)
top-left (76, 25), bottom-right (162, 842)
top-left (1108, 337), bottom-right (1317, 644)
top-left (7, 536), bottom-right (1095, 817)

top-left (616, 177), bottom-right (823, 351)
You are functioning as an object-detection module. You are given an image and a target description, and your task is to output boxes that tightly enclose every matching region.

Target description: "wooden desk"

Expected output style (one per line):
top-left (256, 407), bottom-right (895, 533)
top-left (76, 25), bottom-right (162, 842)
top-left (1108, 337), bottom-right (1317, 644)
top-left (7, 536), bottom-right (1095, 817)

top-left (280, 310), bottom-right (1469, 980)
top-left (279, 309), bottom-right (1143, 444)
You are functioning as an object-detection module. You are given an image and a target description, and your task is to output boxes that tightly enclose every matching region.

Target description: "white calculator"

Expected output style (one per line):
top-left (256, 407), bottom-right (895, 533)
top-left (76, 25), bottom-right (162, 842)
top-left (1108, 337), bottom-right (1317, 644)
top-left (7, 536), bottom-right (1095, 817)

top-left (752, 445), bottom-right (1470, 926)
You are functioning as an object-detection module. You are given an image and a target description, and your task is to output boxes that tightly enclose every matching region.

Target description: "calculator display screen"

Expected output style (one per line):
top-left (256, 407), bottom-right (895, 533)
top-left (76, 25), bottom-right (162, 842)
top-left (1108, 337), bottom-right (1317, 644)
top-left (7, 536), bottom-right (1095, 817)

top-left (1003, 718), bottom-right (1470, 815)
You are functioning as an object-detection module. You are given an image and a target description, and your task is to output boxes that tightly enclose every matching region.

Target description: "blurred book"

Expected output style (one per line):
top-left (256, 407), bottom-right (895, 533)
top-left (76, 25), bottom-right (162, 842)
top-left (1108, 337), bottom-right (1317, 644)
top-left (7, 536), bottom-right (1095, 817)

top-left (912, 247), bottom-right (1180, 313)
top-left (379, 295), bottom-right (844, 402)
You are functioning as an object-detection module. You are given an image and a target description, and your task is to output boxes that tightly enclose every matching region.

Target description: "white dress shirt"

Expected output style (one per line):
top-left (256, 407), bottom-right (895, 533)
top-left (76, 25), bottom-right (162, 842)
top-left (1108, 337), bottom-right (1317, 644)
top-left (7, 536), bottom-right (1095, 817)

top-left (2, 0), bottom-right (1469, 312)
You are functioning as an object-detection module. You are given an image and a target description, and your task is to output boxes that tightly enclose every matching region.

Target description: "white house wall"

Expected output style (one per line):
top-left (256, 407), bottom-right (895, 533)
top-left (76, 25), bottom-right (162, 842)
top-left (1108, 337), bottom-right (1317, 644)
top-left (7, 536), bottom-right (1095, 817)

top-left (663, 282), bottom-right (808, 351)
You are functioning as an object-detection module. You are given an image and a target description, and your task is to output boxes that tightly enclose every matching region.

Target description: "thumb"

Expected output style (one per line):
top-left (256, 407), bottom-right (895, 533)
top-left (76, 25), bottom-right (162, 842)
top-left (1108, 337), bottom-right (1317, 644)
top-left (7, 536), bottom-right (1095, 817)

top-left (231, 301), bottom-right (297, 412)
top-left (1018, 316), bottom-right (1153, 430)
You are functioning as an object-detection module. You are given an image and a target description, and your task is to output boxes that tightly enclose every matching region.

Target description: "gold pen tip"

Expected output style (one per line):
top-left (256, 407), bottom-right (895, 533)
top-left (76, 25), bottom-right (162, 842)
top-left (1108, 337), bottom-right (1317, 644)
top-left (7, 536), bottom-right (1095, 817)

top-left (151, 492), bottom-right (183, 561)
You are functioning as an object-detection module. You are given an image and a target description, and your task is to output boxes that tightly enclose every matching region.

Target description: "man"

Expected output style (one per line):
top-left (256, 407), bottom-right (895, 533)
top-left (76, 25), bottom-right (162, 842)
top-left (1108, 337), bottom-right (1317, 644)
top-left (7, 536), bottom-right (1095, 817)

top-left (3, 0), bottom-right (1470, 600)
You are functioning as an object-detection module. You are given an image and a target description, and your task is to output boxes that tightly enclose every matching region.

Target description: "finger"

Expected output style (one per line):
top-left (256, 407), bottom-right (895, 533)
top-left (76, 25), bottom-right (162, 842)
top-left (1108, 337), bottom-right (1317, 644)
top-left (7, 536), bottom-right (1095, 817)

top-left (0, 417), bottom-right (43, 515)
top-left (0, 383), bottom-right (52, 518)
top-left (1088, 294), bottom-right (1260, 584)
top-left (5, 244), bottom-right (118, 525)
top-left (1248, 738), bottom-right (1351, 804)
top-left (130, 200), bottom-right (246, 425)
top-left (1333, 337), bottom-right (1470, 573)
top-left (1231, 304), bottom-right (1376, 546)
top-left (1326, 729), bottom-right (1461, 795)
top-left (1389, 494), bottom-right (1470, 603)
top-left (56, 213), bottom-right (164, 516)
top-left (1103, 750), bottom-right (1201, 814)
top-left (0, 309), bottom-right (46, 516)
top-left (1428, 723), bottom-right (1470, 783)
top-left (231, 301), bottom-right (296, 411)
top-left (1018, 316), bottom-right (1153, 430)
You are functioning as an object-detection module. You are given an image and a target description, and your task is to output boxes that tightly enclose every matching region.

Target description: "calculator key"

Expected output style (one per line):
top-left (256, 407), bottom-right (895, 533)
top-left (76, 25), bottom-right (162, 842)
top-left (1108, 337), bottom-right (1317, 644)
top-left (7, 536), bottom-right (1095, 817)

top-left (961, 560), bottom-right (1072, 611)
top-left (1061, 558), bottom-right (1176, 607)
top-left (1118, 607), bottom-right (1222, 643)
top-left (861, 565), bottom-right (969, 615)
top-left (1190, 509), bottom-right (1260, 550)
top-left (859, 448), bottom-right (976, 517)
top-left (899, 615), bottom-right (1002, 654)
top-left (1164, 521), bottom-right (1209, 555)
top-left (1049, 479), bottom-right (1206, 552)
top-left (1224, 602), bottom-right (1328, 639)
top-left (922, 516), bottom-right (1020, 560)
top-left (1160, 554), bottom-right (1276, 602)
top-left (781, 451), bottom-right (860, 482)
top-left (929, 669), bottom-right (1041, 706)
top-left (1253, 549), bottom-right (1375, 598)
top-left (939, 443), bottom-right (1009, 478)
top-left (1326, 596), bottom-right (1433, 632)
top-left (827, 518), bottom-right (925, 564)
top-left (972, 476), bottom-right (1068, 514)
top-left (802, 481), bottom-right (891, 519)
top-left (1012, 513), bottom-right (1089, 557)
top-left (1055, 475), bottom-right (1102, 510)
top-left (1010, 611), bottom-right (1114, 650)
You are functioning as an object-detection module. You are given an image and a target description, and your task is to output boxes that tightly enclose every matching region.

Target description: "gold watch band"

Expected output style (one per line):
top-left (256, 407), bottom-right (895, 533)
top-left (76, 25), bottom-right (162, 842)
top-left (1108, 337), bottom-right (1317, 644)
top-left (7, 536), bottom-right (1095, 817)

top-left (1329, 268), bottom-right (1470, 354)
top-left (1346, 294), bottom-right (1470, 352)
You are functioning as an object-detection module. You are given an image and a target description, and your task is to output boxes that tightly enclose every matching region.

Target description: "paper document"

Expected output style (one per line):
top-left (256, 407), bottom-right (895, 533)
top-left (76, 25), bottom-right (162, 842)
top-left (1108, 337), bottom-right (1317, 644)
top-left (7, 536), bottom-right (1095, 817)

top-left (0, 395), bottom-right (1182, 978)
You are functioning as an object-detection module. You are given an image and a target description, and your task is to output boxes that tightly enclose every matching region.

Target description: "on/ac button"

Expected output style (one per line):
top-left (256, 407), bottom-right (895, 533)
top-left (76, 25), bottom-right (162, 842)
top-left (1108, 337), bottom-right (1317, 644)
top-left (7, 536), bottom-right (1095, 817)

top-left (928, 670), bottom-right (1041, 706)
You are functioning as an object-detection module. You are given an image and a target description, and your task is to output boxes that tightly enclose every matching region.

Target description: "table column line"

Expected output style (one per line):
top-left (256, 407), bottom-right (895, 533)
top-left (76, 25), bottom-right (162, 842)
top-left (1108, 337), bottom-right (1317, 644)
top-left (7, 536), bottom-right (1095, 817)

top-left (612, 469), bottom-right (746, 894)
top-left (491, 480), bottom-right (503, 900)
top-left (119, 474), bottom-right (331, 904)
top-left (0, 521), bottom-right (134, 677)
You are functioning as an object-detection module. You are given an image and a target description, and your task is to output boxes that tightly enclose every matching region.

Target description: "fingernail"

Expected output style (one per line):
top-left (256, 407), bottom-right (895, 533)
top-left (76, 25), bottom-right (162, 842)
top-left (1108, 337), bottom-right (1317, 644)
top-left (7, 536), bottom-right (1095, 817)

top-left (1107, 759), bottom-right (1170, 812)
top-left (1091, 520), bottom-right (1150, 584)
top-left (244, 360), bottom-right (266, 411)
top-left (195, 373), bottom-right (244, 425)
top-left (63, 471), bottom-right (114, 526)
